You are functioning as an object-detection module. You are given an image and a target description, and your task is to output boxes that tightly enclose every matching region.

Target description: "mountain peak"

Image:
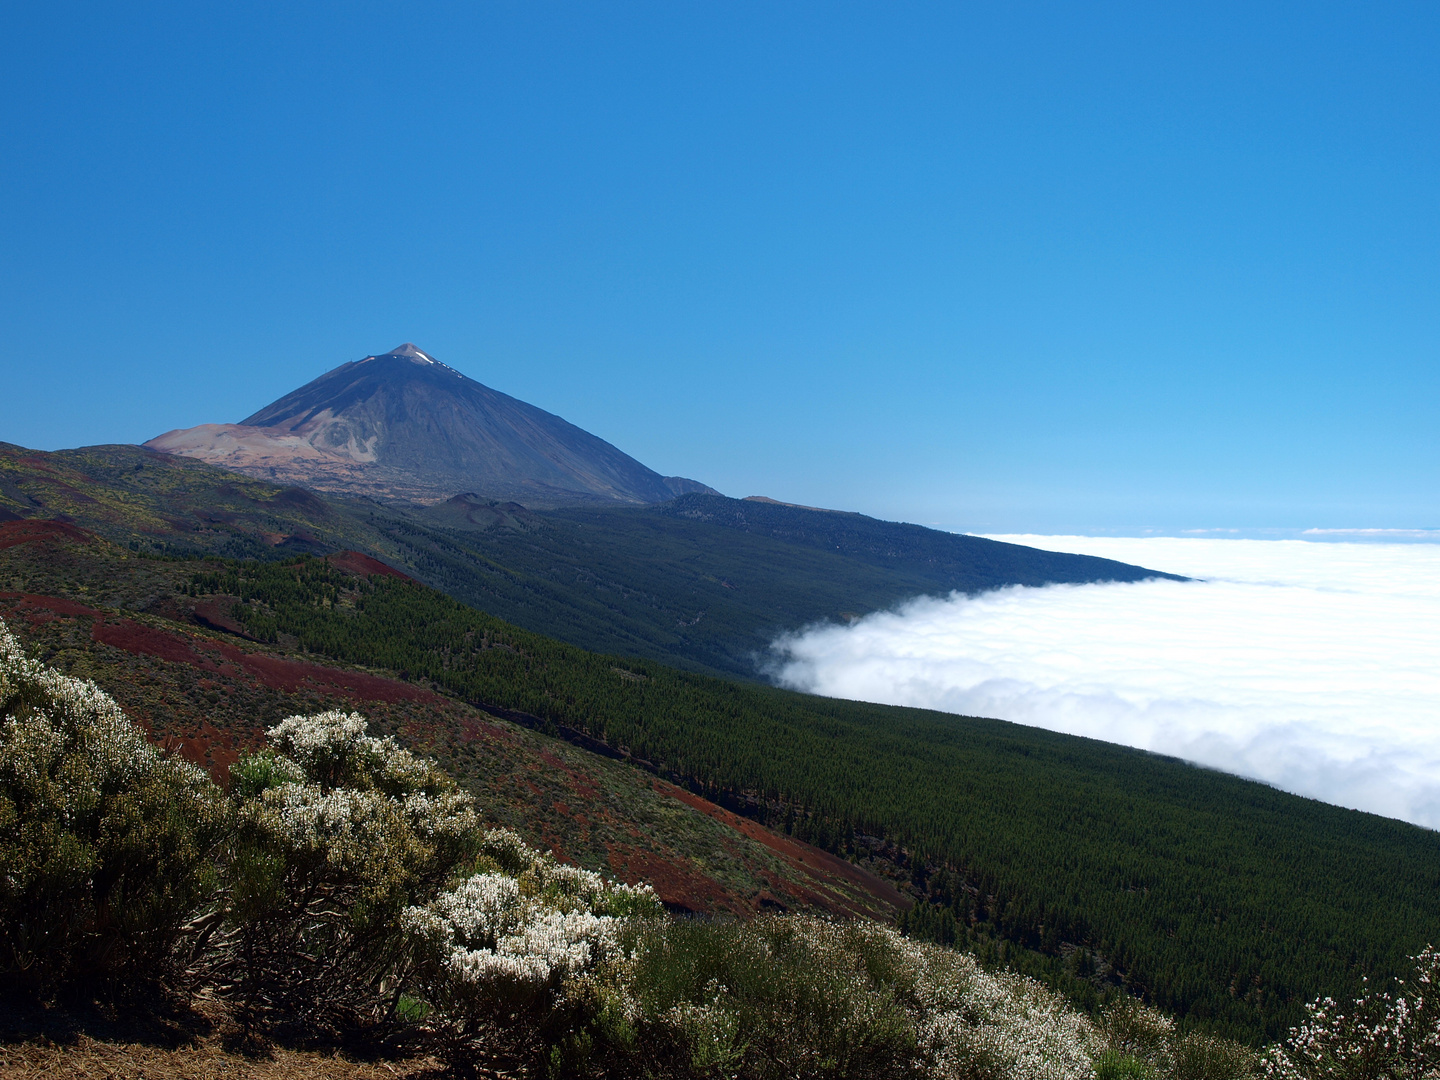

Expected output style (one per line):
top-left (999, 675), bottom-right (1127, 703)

top-left (145, 346), bottom-right (718, 507)
top-left (383, 342), bottom-right (437, 363)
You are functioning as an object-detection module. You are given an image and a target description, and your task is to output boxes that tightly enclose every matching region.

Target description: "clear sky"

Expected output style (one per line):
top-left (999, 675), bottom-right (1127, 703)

top-left (2, 2), bottom-right (1436, 533)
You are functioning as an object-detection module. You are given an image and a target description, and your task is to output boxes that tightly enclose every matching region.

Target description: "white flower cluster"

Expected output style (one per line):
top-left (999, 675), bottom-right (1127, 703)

top-left (406, 869), bottom-right (621, 992)
top-left (1266, 946), bottom-right (1440, 1080)
top-left (268, 709), bottom-right (373, 759)
top-left (402, 789), bottom-right (480, 841)
top-left (917, 968), bottom-right (1097, 1080)
top-left (268, 709), bottom-right (453, 796)
top-left (449, 907), bottom-right (617, 988)
top-left (268, 709), bottom-right (404, 784)
top-left (256, 783), bottom-right (408, 869)
top-left (875, 927), bottom-right (1098, 1080)
top-left (250, 710), bottom-right (477, 860)
top-left (467, 827), bottom-right (659, 913)
top-left (0, 619), bottom-right (209, 805)
top-left (406, 831), bottom-right (660, 1001)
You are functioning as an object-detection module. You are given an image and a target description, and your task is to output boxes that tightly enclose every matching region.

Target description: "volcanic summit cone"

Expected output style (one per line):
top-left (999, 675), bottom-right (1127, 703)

top-left (146, 344), bottom-right (714, 506)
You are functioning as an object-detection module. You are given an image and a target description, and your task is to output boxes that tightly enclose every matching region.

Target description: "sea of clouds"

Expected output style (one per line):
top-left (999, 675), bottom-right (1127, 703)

top-left (770, 536), bottom-right (1440, 829)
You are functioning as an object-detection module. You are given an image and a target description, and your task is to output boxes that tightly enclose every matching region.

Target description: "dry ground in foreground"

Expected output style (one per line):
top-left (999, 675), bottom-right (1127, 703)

top-left (0, 1000), bottom-right (450, 1080)
top-left (0, 1039), bottom-right (444, 1080)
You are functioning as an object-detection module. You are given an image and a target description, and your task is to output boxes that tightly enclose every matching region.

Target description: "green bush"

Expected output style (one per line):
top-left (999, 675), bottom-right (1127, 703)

top-left (1171, 1033), bottom-right (1258, 1080)
top-left (620, 917), bottom-right (920, 1079)
top-left (1091, 999), bottom-right (1258, 1080)
top-left (0, 620), bottom-right (225, 1001)
top-left (1096, 998), bottom-right (1177, 1076)
top-left (1095, 1051), bottom-right (1157, 1080)
top-left (403, 829), bottom-right (663, 1069)
top-left (203, 710), bottom-right (481, 1034)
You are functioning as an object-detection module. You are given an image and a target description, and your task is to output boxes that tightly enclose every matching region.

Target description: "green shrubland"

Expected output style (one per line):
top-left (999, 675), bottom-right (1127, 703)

top-left (0, 616), bottom-right (1306, 1079)
top-left (184, 555), bottom-right (1440, 1043)
top-left (202, 710), bottom-right (483, 1034)
top-left (0, 623), bottom-right (225, 999)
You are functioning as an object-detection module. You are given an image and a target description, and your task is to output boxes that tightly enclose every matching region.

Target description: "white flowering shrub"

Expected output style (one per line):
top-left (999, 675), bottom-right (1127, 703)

top-left (583, 916), bottom-right (1259, 1080)
top-left (0, 619), bottom-right (225, 1000)
top-left (209, 710), bottom-right (480, 1032)
top-left (1264, 947), bottom-right (1440, 1080)
top-left (914, 945), bottom-right (1099, 1080)
top-left (614, 916), bottom-right (1049, 1079)
top-left (403, 827), bottom-right (662, 1066)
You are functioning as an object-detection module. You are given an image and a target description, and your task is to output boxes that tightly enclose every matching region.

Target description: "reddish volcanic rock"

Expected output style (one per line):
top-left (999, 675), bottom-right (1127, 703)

top-left (659, 781), bottom-right (910, 919)
top-left (0, 519), bottom-right (97, 550)
top-left (0, 592), bottom-right (104, 619)
top-left (325, 550), bottom-right (414, 582)
top-left (61, 608), bottom-right (447, 708)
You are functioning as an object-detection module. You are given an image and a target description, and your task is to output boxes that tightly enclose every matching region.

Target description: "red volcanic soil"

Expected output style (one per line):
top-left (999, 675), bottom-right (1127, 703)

top-left (93, 618), bottom-right (209, 666)
top-left (0, 519), bottom-right (96, 550)
top-left (326, 550), bottom-right (415, 582)
top-left (0, 592), bottom-right (105, 631)
top-left (90, 616), bottom-right (447, 705)
top-left (606, 843), bottom-right (760, 914)
top-left (190, 597), bottom-right (251, 637)
top-left (153, 718), bottom-right (249, 777)
top-left (0, 589), bottom-right (443, 710)
top-left (456, 714), bottom-right (517, 745)
top-left (659, 781), bottom-right (911, 919)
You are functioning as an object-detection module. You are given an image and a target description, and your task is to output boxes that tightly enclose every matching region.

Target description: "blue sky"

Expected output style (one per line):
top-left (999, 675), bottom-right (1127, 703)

top-left (2, 2), bottom-right (1436, 533)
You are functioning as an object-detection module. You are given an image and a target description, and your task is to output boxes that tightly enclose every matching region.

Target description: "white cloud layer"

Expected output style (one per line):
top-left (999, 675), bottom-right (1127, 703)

top-left (770, 537), bottom-right (1440, 829)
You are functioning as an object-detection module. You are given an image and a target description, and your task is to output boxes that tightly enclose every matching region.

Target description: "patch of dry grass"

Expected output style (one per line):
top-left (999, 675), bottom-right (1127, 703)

top-left (0, 1038), bottom-right (444, 1080)
top-left (0, 1001), bottom-right (446, 1080)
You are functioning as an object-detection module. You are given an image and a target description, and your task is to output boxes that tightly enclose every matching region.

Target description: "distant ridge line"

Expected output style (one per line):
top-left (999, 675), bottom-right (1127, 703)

top-left (743, 495), bottom-right (849, 514)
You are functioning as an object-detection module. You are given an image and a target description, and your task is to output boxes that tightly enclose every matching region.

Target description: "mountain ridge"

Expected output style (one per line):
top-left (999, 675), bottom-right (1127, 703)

top-left (0, 442), bottom-right (1183, 679)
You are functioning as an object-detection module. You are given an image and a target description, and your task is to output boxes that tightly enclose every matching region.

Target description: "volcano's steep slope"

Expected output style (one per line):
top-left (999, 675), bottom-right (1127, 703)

top-left (147, 344), bottom-right (714, 505)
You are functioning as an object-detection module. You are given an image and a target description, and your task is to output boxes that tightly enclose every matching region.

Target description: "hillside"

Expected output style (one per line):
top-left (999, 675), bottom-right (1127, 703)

top-left (2, 518), bottom-right (1436, 1045)
top-left (0, 625), bottom-right (1268, 1080)
top-left (0, 442), bottom-right (1176, 678)
top-left (0, 521), bottom-right (901, 922)
top-left (407, 492), bottom-right (1181, 676)
top-left (0, 441), bottom-right (380, 558)
top-left (145, 343), bottom-right (715, 506)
